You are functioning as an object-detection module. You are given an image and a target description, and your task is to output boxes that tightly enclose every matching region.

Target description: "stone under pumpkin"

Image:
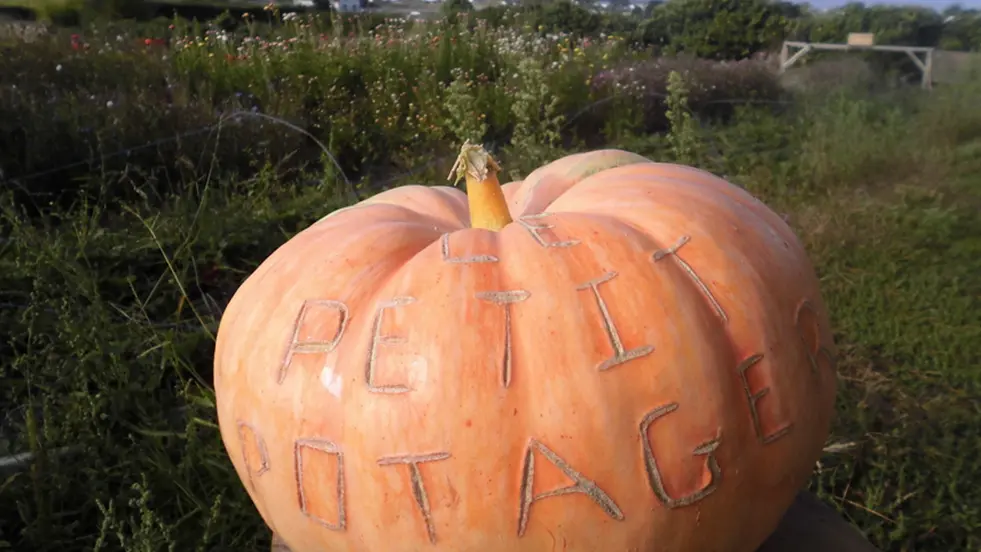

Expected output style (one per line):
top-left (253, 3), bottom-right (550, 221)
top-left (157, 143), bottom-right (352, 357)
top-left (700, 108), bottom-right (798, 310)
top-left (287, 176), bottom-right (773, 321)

top-left (214, 142), bottom-right (838, 552)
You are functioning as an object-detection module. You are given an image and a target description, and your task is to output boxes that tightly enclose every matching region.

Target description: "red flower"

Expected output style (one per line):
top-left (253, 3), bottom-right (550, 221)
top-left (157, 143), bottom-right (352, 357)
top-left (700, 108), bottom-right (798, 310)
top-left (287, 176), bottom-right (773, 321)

top-left (199, 263), bottom-right (222, 286)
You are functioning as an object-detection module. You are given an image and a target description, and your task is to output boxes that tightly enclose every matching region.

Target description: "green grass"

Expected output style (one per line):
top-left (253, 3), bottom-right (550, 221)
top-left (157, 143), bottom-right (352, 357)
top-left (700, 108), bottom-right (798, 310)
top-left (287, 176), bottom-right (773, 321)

top-left (804, 179), bottom-right (981, 547)
top-left (1, 14), bottom-right (980, 552)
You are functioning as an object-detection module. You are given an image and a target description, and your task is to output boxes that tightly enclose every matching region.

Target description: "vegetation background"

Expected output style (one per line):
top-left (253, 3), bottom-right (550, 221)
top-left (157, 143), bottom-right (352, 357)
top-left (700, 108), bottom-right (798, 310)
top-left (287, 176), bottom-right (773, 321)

top-left (1, 0), bottom-right (979, 551)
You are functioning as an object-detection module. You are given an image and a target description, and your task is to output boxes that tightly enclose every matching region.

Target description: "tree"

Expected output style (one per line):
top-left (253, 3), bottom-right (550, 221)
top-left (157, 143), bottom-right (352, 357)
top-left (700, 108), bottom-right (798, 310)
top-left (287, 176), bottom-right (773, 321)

top-left (533, 1), bottom-right (601, 36)
top-left (939, 8), bottom-right (981, 51)
top-left (796, 3), bottom-right (945, 47)
top-left (642, 0), bottom-right (792, 59)
top-left (643, 1), bottom-right (663, 18)
top-left (442, 0), bottom-right (474, 15)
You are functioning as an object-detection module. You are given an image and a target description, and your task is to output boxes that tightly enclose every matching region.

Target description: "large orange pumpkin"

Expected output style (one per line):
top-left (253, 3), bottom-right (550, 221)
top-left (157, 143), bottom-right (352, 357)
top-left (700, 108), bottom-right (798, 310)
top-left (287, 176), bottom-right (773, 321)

top-left (214, 143), bottom-right (837, 552)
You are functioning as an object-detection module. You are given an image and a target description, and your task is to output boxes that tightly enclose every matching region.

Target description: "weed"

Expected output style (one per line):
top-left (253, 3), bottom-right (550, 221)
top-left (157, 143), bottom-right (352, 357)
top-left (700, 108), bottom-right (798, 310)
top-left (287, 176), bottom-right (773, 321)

top-left (664, 69), bottom-right (703, 165)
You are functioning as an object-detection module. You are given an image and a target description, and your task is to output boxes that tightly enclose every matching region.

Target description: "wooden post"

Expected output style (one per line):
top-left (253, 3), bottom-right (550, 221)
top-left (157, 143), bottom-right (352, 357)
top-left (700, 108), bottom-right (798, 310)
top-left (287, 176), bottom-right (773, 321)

top-left (924, 49), bottom-right (934, 89)
top-left (779, 42), bottom-right (816, 73)
top-left (904, 49), bottom-right (929, 90)
top-left (778, 40), bottom-right (935, 90)
top-left (269, 491), bottom-right (881, 552)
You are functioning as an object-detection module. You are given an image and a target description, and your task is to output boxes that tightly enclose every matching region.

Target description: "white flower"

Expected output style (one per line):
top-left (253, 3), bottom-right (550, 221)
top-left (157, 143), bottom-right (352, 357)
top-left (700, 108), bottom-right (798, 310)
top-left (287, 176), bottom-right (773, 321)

top-left (56, 64), bottom-right (62, 71)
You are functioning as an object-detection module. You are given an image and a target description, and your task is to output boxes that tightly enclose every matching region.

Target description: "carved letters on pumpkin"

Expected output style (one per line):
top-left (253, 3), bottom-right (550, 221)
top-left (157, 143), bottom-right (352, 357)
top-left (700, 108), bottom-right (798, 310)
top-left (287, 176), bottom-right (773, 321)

top-left (365, 297), bottom-right (417, 394)
top-left (279, 299), bottom-right (350, 384)
top-left (576, 271), bottom-right (655, 371)
top-left (639, 403), bottom-right (722, 508)
top-left (294, 438), bottom-right (347, 531)
top-left (441, 233), bottom-right (498, 264)
top-left (517, 439), bottom-right (624, 537)
top-left (795, 299), bottom-right (836, 377)
top-left (517, 213), bottom-right (581, 248)
top-left (475, 290), bottom-right (532, 388)
top-left (652, 236), bottom-right (728, 323)
top-left (737, 354), bottom-right (794, 445)
top-left (377, 452), bottom-right (452, 544)
top-left (237, 421), bottom-right (270, 491)
top-left (262, 230), bottom-right (837, 537)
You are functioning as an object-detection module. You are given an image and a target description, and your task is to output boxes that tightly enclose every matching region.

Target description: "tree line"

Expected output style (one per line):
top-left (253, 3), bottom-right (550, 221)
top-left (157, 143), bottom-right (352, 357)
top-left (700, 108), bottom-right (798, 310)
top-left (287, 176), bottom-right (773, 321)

top-left (6, 0), bottom-right (981, 60)
top-left (468, 0), bottom-right (981, 59)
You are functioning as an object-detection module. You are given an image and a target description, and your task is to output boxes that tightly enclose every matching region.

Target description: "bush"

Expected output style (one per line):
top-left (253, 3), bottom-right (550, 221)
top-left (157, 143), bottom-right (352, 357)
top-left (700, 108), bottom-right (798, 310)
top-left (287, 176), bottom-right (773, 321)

top-left (585, 54), bottom-right (784, 135)
top-left (630, 0), bottom-right (792, 58)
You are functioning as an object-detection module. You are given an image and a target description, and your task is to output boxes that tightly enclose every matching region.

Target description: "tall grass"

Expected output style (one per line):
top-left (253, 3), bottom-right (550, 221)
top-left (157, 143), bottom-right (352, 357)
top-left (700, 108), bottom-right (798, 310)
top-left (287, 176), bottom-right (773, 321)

top-left (0, 12), bottom-right (781, 207)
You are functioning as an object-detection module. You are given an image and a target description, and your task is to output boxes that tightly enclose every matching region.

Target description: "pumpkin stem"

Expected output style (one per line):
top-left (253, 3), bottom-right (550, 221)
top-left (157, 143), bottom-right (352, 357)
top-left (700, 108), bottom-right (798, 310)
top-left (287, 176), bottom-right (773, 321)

top-left (448, 140), bottom-right (513, 231)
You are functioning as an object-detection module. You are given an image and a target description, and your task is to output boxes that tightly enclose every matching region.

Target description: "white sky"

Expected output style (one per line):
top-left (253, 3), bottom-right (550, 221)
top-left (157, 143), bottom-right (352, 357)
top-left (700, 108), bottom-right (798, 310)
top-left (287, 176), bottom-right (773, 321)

top-left (807, 0), bottom-right (980, 9)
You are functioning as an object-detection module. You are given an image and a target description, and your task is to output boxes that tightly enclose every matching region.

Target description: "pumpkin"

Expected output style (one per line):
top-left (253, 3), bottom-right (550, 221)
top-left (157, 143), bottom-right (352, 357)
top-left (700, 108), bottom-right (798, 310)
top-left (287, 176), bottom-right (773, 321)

top-left (214, 142), bottom-right (837, 552)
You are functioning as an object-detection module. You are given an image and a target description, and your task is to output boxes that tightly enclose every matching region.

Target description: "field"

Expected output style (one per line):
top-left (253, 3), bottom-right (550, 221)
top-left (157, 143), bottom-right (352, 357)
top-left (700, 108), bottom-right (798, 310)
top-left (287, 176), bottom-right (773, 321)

top-left (1, 8), bottom-right (980, 552)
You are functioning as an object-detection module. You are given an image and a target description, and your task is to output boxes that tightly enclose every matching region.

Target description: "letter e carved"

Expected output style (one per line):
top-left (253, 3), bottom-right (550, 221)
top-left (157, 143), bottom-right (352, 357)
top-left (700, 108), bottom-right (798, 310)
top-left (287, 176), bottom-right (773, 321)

top-left (737, 354), bottom-right (793, 445)
top-left (365, 297), bottom-right (417, 394)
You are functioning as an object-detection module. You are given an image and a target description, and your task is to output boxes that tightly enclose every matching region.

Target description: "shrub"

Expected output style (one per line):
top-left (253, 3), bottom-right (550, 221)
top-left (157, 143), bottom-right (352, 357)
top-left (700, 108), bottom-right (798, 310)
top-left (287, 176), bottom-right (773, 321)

top-left (586, 54), bottom-right (784, 134)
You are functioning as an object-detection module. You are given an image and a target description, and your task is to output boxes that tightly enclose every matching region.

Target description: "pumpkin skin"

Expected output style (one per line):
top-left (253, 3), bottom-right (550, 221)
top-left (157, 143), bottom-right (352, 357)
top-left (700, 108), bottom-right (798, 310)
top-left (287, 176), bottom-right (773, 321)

top-left (214, 149), bottom-right (837, 552)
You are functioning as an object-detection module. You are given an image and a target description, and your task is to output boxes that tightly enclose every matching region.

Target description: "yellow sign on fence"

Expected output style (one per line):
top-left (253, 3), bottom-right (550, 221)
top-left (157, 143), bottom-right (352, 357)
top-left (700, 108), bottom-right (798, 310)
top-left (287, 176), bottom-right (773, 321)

top-left (847, 33), bottom-right (875, 47)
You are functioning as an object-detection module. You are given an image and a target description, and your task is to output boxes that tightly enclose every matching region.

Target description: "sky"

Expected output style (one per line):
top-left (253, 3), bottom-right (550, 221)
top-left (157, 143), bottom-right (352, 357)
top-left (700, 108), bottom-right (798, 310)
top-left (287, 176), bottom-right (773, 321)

top-left (807, 0), bottom-right (981, 9)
